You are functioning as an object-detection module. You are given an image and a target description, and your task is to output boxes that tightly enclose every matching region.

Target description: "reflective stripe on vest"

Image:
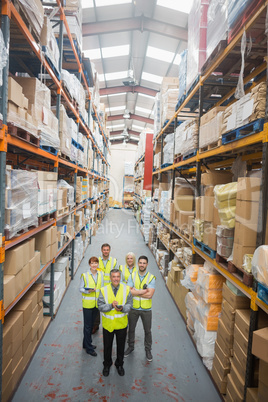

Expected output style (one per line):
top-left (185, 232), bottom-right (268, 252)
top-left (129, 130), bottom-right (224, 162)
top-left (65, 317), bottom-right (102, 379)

top-left (132, 271), bottom-right (154, 309)
top-left (119, 265), bottom-right (137, 283)
top-left (81, 271), bottom-right (103, 309)
top-left (100, 284), bottom-right (129, 332)
top-left (99, 257), bottom-right (117, 286)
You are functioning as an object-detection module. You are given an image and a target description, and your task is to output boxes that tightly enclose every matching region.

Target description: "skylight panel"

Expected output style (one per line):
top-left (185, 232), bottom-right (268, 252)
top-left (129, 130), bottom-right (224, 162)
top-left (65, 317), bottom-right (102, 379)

top-left (141, 72), bottom-right (162, 85)
top-left (102, 45), bottom-right (129, 59)
top-left (132, 124), bottom-right (145, 131)
top-left (147, 46), bottom-right (174, 63)
top-left (138, 93), bottom-right (155, 99)
top-left (136, 106), bottom-right (153, 115)
top-left (83, 48), bottom-right (101, 60)
top-left (82, 0), bottom-right (131, 7)
top-left (107, 124), bottom-right (125, 129)
top-left (157, 0), bottom-right (194, 14)
top-left (99, 71), bottom-right (129, 82)
top-left (105, 105), bottom-right (126, 112)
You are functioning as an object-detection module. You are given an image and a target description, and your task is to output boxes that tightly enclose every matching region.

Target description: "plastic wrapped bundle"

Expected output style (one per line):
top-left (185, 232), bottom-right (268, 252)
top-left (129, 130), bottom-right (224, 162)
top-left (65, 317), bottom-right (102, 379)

top-left (53, 105), bottom-right (72, 158)
top-left (18, 0), bottom-right (44, 39)
top-left (252, 246), bottom-right (268, 287)
top-left (214, 182), bottom-right (237, 228)
top-left (178, 50), bottom-right (187, 102)
top-left (206, 0), bottom-right (228, 59)
top-left (58, 180), bottom-right (75, 208)
top-left (174, 119), bottom-right (198, 156)
top-left (5, 169), bottom-right (38, 238)
top-left (163, 133), bottom-right (174, 164)
top-left (228, 0), bottom-right (254, 29)
top-left (124, 162), bottom-right (134, 176)
top-left (199, 112), bottom-right (224, 149)
top-left (161, 89), bottom-right (179, 123)
top-left (196, 298), bottom-right (222, 331)
top-left (196, 265), bottom-right (226, 290)
top-left (243, 254), bottom-right (253, 274)
top-left (181, 264), bottom-right (201, 290)
top-left (40, 16), bottom-right (60, 71)
top-left (0, 29), bottom-right (8, 87)
top-left (185, 292), bottom-right (200, 319)
top-left (194, 320), bottom-right (217, 358)
top-left (154, 93), bottom-right (161, 138)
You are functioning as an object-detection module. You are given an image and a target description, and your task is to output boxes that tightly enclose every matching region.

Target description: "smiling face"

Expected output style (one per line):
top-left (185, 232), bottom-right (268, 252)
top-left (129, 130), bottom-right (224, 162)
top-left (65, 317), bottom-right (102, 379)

top-left (110, 271), bottom-right (121, 288)
top-left (90, 260), bottom-right (98, 273)
top-left (138, 259), bottom-right (148, 274)
top-left (102, 246), bottom-right (110, 259)
top-left (126, 255), bottom-right (134, 268)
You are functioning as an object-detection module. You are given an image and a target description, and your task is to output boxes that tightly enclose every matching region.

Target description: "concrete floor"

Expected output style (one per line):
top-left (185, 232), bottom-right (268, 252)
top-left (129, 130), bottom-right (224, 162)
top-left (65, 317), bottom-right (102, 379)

top-left (12, 209), bottom-right (221, 402)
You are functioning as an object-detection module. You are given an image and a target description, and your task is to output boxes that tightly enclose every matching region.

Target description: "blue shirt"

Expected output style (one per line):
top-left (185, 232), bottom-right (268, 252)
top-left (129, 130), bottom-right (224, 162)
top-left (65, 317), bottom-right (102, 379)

top-left (127, 271), bottom-right (155, 311)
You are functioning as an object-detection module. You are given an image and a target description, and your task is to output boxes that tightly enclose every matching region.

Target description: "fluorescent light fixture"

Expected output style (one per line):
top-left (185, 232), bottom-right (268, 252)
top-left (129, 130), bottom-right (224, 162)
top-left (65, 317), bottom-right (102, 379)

top-left (211, 94), bottom-right (222, 98)
top-left (141, 72), bottom-right (162, 85)
top-left (157, 0), bottom-right (194, 13)
top-left (102, 45), bottom-right (129, 59)
top-left (82, 0), bottom-right (131, 7)
top-left (105, 105), bottom-right (126, 112)
top-left (107, 124), bottom-right (125, 129)
top-left (100, 92), bottom-right (127, 98)
top-left (136, 106), bottom-right (153, 115)
top-left (132, 124), bottom-right (144, 130)
top-left (99, 71), bottom-right (129, 82)
top-left (83, 48), bottom-right (101, 60)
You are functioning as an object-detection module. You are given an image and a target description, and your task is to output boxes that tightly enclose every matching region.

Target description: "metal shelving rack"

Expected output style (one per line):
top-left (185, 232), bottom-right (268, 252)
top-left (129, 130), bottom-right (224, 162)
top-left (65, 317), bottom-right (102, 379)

top-left (146, 2), bottom-right (268, 398)
top-left (0, 1), bottom-right (110, 397)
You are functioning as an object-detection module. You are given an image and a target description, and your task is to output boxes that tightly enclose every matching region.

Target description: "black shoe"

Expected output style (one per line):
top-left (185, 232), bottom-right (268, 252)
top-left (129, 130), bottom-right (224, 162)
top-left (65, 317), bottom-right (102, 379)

top-left (92, 345), bottom-right (97, 349)
top-left (103, 366), bottom-right (110, 377)
top-left (86, 350), bottom-right (97, 356)
top-left (116, 366), bottom-right (125, 376)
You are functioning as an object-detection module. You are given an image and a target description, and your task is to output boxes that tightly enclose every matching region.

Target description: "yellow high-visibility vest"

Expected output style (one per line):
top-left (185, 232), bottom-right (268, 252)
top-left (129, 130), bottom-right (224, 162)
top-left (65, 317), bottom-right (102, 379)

top-left (132, 271), bottom-right (155, 309)
top-left (98, 257), bottom-right (117, 286)
top-left (99, 283), bottom-right (129, 332)
top-left (81, 271), bottom-right (104, 308)
top-left (119, 265), bottom-right (137, 283)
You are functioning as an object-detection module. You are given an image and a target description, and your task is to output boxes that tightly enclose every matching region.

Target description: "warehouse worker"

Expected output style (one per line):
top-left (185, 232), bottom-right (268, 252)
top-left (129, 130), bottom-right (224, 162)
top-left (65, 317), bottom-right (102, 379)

top-left (79, 256), bottom-right (104, 356)
top-left (119, 252), bottom-right (137, 284)
top-left (125, 255), bottom-right (156, 362)
top-left (98, 269), bottom-right (133, 377)
top-left (93, 243), bottom-right (118, 334)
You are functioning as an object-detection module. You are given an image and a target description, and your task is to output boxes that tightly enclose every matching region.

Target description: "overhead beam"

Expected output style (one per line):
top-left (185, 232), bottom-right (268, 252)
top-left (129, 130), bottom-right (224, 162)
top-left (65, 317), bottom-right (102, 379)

top-left (110, 130), bottom-right (140, 136)
top-left (82, 16), bottom-right (187, 42)
top-left (107, 113), bottom-right (153, 124)
top-left (100, 85), bottom-right (157, 97)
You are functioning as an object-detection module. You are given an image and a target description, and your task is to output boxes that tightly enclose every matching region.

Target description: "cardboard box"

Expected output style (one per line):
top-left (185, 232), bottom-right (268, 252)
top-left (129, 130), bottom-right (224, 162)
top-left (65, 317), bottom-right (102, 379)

top-left (4, 311), bottom-right (23, 343)
top-left (221, 309), bottom-right (235, 335)
top-left (174, 195), bottom-right (194, 212)
top-left (11, 329), bottom-right (22, 356)
top-left (173, 282), bottom-right (188, 321)
top-left (2, 360), bottom-right (12, 395)
top-left (200, 106), bottom-right (226, 126)
top-left (233, 350), bottom-right (246, 378)
top-left (22, 263), bottom-right (30, 289)
top-left (201, 171), bottom-right (233, 186)
top-left (22, 314), bottom-right (33, 341)
top-left (11, 355), bottom-right (24, 390)
top-left (258, 381), bottom-right (268, 401)
top-left (29, 251), bottom-right (41, 279)
top-left (208, 227), bottom-right (217, 250)
top-left (195, 197), bottom-right (201, 219)
top-left (213, 352), bottom-right (230, 379)
top-left (4, 244), bottom-right (25, 275)
top-left (237, 177), bottom-right (261, 202)
top-left (233, 338), bottom-right (247, 372)
top-left (222, 283), bottom-right (250, 309)
top-left (230, 361), bottom-right (245, 397)
top-left (226, 373), bottom-right (244, 401)
top-left (8, 77), bottom-right (24, 108)
top-left (170, 265), bottom-right (182, 283)
top-left (215, 340), bottom-right (231, 368)
top-left (211, 364), bottom-right (227, 394)
top-left (179, 211), bottom-right (194, 229)
top-left (233, 243), bottom-right (256, 269)
top-left (234, 324), bottom-right (248, 353)
top-left (235, 309), bottom-right (250, 339)
top-left (32, 310), bottom-right (43, 341)
top-left (204, 196), bottom-right (214, 222)
top-left (13, 299), bottom-right (32, 326)
top-left (35, 227), bottom-right (52, 251)
top-left (32, 283), bottom-right (44, 302)
top-left (12, 344), bottom-right (23, 372)
top-left (222, 299), bottom-right (236, 320)
top-left (167, 272), bottom-right (175, 296)
top-left (234, 222), bottom-right (257, 246)
top-left (50, 242), bottom-right (58, 260)
top-left (252, 328), bottom-right (268, 362)
top-left (218, 318), bottom-right (234, 349)
top-left (4, 275), bottom-right (16, 308)
top-left (246, 388), bottom-right (258, 402)
top-left (235, 200), bottom-right (259, 225)
top-left (22, 328), bottom-right (32, 355)
top-left (24, 290), bottom-right (38, 310)
top-left (259, 359), bottom-right (268, 386)
top-left (22, 340), bottom-right (33, 371)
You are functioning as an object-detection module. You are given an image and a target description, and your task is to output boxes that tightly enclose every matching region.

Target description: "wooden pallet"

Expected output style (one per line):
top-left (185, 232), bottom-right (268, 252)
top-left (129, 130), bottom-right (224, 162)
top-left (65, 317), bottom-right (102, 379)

top-left (38, 211), bottom-right (56, 226)
top-left (8, 123), bottom-right (40, 147)
top-left (228, 261), bottom-right (253, 287)
top-left (56, 206), bottom-right (70, 218)
top-left (174, 154), bottom-right (183, 164)
top-left (199, 139), bottom-right (221, 154)
top-left (59, 151), bottom-right (72, 163)
top-left (5, 224), bottom-right (37, 241)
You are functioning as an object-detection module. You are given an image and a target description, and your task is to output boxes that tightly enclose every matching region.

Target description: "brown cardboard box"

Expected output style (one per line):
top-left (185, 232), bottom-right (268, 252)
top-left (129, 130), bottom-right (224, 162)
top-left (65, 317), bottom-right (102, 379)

top-left (35, 227), bottom-right (52, 251)
top-left (233, 243), bottom-right (256, 269)
top-left (213, 206), bottom-right (221, 228)
top-left (211, 364), bottom-right (227, 394)
top-left (3, 275), bottom-right (16, 308)
top-left (234, 222), bottom-right (257, 246)
top-left (235, 309), bottom-right (250, 339)
top-left (22, 315), bottom-right (33, 341)
top-left (234, 324), bottom-right (248, 353)
top-left (32, 310), bottom-right (43, 341)
top-left (11, 329), bottom-right (22, 356)
top-left (8, 77), bottom-right (24, 108)
top-left (2, 336), bottom-right (12, 372)
top-left (252, 328), bottom-right (268, 362)
top-left (28, 238), bottom-right (35, 260)
top-left (215, 340), bottom-right (231, 368)
top-left (32, 283), bottom-right (44, 303)
top-left (213, 352), bottom-right (230, 379)
top-left (24, 290), bottom-right (38, 310)
top-left (246, 388), bottom-right (258, 402)
top-left (29, 251), bottom-right (41, 279)
top-left (167, 272), bottom-right (175, 296)
top-left (230, 361), bottom-right (245, 397)
top-left (173, 282), bottom-right (188, 320)
top-left (204, 196), bottom-right (214, 222)
top-left (221, 309), bottom-right (235, 335)
top-left (22, 329), bottom-right (32, 355)
top-left (11, 355), bottom-right (24, 390)
top-left (222, 283), bottom-right (250, 309)
top-left (40, 245), bottom-right (51, 265)
top-left (2, 360), bottom-right (12, 395)
top-left (13, 299), bottom-right (32, 326)
top-left (217, 318), bottom-right (234, 348)
top-left (174, 195), bottom-right (194, 212)
top-left (259, 359), bottom-right (268, 386)
top-left (179, 211), bottom-right (194, 229)
top-left (4, 244), bottom-right (24, 275)
top-left (237, 177), bottom-right (261, 202)
top-left (22, 341), bottom-right (33, 371)
top-left (233, 351), bottom-right (246, 378)
top-left (170, 265), bottom-right (182, 283)
top-left (201, 171), bottom-right (233, 186)
top-left (233, 339), bottom-right (247, 373)
top-left (226, 373), bottom-right (244, 401)
top-left (235, 200), bottom-right (259, 225)
top-left (11, 344), bottom-right (23, 372)
top-left (50, 242), bottom-right (58, 260)
top-left (22, 263), bottom-right (30, 289)
top-left (51, 226), bottom-right (57, 244)
top-left (222, 299), bottom-right (236, 320)
top-left (208, 227), bottom-right (217, 250)
top-left (195, 197), bottom-right (201, 219)
top-left (32, 304), bottom-right (38, 323)
top-left (4, 311), bottom-right (23, 343)
top-left (258, 381), bottom-right (268, 401)
top-left (200, 106), bottom-right (226, 126)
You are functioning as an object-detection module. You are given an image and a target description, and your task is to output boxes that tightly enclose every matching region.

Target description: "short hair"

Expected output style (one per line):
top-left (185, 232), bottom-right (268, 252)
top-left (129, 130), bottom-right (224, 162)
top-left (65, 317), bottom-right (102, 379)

top-left (125, 252), bottom-right (136, 266)
top-left (110, 268), bottom-right (121, 276)
top-left (101, 243), bottom-right (111, 250)
top-left (89, 256), bottom-right (98, 264)
top-left (138, 255), bottom-right (148, 263)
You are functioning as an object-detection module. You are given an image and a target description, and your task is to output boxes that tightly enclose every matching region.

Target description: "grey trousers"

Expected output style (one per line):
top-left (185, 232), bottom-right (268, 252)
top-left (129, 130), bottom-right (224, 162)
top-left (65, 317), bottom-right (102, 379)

top-left (127, 308), bottom-right (152, 351)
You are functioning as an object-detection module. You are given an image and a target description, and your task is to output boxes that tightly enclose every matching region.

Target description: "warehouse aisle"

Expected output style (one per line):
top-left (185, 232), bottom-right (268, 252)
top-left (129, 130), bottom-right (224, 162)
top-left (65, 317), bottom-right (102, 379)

top-left (12, 210), bottom-right (221, 402)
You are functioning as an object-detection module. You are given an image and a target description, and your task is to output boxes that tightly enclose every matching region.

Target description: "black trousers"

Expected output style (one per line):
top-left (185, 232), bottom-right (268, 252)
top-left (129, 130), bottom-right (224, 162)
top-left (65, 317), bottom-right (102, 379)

top-left (103, 327), bottom-right (127, 368)
top-left (83, 307), bottom-right (98, 352)
top-left (94, 309), bottom-right (100, 328)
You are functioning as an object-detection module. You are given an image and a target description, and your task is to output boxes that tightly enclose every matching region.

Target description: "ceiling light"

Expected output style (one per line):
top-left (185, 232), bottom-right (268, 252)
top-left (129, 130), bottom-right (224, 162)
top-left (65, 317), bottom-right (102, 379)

top-left (123, 109), bottom-right (130, 119)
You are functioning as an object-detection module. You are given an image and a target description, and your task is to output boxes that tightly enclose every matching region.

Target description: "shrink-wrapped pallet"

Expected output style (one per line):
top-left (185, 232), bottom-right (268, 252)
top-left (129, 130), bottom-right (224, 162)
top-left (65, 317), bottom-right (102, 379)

top-left (163, 133), bottom-right (174, 165)
top-left (178, 50), bottom-right (187, 102)
top-left (199, 112), bottom-right (224, 149)
top-left (206, 0), bottom-right (228, 60)
top-left (174, 119), bottom-right (198, 156)
top-left (252, 246), bottom-right (268, 287)
top-left (16, 0), bottom-right (44, 40)
top-left (40, 16), bottom-right (60, 71)
top-left (214, 182), bottom-right (237, 228)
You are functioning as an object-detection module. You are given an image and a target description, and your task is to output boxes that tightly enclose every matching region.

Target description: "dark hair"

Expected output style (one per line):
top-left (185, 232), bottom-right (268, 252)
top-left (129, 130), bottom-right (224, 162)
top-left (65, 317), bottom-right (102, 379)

top-left (110, 268), bottom-right (121, 276)
top-left (101, 243), bottom-right (111, 249)
top-left (138, 255), bottom-right (148, 263)
top-left (89, 256), bottom-right (99, 264)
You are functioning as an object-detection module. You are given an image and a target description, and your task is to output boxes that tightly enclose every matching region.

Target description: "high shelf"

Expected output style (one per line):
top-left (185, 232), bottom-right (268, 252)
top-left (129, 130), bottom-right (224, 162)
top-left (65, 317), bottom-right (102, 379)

top-left (134, 2), bottom-right (268, 399)
top-left (0, 1), bottom-right (109, 400)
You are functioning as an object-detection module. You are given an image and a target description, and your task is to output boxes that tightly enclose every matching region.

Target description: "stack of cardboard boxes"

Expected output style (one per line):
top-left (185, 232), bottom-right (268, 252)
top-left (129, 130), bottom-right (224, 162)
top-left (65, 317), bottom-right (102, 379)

top-left (57, 213), bottom-right (75, 248)
top-left (167, 262), bottom-right (189, 320)
top-left (211, 282), bottom-right (250, 395)
top-left (199, 106), bottom-right (226, 150)
top-left (160, 77), bottom-right (179, 125)
top-left (233, 177), bottom-right (261, 270)
top-left (2, 283), bottom-right (45, 402)
top-left (4, 239), bottom-right (41, 309)
top-left (252, 327), bottom-right (268, 401)
top-left (35, 171), bottom-right (57, 217)
top-left (35, 226), bottom-right (58, 265)
top-left (173, 185), bottom-right (195, 236)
